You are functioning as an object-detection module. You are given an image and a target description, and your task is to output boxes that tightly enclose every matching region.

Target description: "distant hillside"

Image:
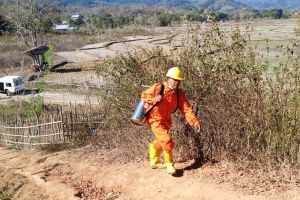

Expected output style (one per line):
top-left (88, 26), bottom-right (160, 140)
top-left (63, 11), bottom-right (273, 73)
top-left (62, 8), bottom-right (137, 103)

top-left (61, 0), bottom-right (248, 12)
top-left (186, 0), bottom-right (247, 12)
top-left (235, 0), bottom-right (300, 10)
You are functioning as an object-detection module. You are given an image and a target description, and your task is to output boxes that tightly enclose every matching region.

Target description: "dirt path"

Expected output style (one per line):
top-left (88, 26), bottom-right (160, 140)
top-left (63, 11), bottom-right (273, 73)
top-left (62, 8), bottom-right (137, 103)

top-left (55, 35), bottom-right (179, 63)
top-left (0, 146), bottom-right (299, 200)
top-left (0, 91), bottom-right (101, 106)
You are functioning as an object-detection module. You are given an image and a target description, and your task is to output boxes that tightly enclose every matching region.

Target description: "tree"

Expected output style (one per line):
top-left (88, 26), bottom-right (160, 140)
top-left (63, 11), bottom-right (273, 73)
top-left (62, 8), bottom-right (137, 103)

top-left (0, 0), bottom-right (58, 70)
top-left (0, 14), bottom-right (12, 35)
top-left (271, 9), bottom-right (283, 19)
top-left (0, 0), bottom-right (55, 49)
top-left (158, 13), bottom-right (173, 26)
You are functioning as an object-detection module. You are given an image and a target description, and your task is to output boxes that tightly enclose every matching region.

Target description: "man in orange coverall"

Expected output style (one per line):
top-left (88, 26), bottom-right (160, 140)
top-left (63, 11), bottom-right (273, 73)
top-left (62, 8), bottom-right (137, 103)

top-left (141, 67), bottom-right (201, 175)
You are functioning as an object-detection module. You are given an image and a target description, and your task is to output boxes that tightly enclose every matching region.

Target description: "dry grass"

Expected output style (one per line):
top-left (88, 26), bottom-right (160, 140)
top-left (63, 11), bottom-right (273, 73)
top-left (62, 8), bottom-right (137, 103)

top-left (45, 25), bottom-right (155, 52)
top-left (0, 36), bottom-right (31, 68)
top-left (0, 26), bottom-right (154, 68)
top-left (94, 18), bottom-right (300, 175)
top-left (0, 168), bottom-right (28, 200)
top-left (203, 160), bottom-right (300, 195)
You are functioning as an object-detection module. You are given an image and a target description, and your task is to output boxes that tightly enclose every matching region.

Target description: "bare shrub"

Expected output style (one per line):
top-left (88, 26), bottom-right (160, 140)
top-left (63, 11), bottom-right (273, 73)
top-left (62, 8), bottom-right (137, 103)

top-left (176, 22), bottom-right (300, 169)
top-left (94, 47), bottom-right (175, 157)
top-left (175, 22), bottom-right (263, 163)
top-left (261, 39), bottom-right (300, 168)
top-left (95, 20), bottom-right (300, 171)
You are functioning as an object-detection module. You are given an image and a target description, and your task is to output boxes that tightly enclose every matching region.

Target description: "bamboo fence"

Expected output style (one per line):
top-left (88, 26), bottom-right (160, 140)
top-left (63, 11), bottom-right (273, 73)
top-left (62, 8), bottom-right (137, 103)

top-left (0, 103), bottom-right (104, 149)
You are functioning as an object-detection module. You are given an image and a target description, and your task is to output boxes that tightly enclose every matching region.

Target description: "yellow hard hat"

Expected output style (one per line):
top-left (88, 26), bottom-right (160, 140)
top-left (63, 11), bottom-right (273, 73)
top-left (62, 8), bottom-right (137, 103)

top-left (166, 67), bottom-right (184, 80)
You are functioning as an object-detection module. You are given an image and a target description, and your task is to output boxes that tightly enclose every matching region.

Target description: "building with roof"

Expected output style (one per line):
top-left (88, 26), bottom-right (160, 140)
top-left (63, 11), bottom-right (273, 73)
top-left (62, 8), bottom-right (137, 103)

top-left (71, 14), bottom-right (83, 21)
top-left (52, 24), bottom-right (78, 32)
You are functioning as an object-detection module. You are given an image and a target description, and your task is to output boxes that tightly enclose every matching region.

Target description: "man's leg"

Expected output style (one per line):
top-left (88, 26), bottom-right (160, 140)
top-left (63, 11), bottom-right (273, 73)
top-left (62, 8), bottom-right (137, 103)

top-left (151, 124), bottom-right (176, 174)
top-left (149, 143), bottom-right (166, 169)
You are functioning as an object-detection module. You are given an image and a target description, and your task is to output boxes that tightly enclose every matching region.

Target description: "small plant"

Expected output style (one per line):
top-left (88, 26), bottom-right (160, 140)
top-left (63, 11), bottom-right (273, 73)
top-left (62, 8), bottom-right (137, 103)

top-left (0, 183), bottom-right (12, 200)
top-left (43, 44), bottom-right (54, 72)
top-left (7, 144), bottom-right (21, 150)
top-left (0, 79), bottom-right (47, 118)
top-left (22, 80), bottom-right (47, 118)
top-left (22, 95), bottom-right (44, 117)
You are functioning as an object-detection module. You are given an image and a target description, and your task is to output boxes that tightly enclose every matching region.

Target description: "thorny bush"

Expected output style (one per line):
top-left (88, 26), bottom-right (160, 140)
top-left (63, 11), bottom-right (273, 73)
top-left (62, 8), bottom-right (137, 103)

top-left (96, 20), bottom-right (300, 171)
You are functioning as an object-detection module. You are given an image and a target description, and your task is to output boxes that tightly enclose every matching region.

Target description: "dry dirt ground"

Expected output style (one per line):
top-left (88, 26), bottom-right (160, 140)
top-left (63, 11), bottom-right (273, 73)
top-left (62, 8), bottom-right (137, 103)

top-left (1, 145), bottom-right (300, 200)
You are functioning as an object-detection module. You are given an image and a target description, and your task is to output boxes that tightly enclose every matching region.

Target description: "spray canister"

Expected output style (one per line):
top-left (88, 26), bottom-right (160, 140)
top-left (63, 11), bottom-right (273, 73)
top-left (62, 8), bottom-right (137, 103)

top-left (130, 99), bottom-right (146, 126)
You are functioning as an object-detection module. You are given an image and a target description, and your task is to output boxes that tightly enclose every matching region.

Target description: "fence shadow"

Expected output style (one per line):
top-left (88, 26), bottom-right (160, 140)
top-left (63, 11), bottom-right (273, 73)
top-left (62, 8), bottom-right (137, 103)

top-left (52, 68), bottom-right (82, 73)
top-left (21, 89), bottom-right (40, 95)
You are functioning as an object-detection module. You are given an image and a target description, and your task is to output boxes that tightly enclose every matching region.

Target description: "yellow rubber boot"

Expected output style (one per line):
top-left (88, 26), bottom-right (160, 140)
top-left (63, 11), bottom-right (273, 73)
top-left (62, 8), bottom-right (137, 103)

top-left (149, 143), bottom-right (166, 169)
top-left (164, 150), bottom-right (176, 175)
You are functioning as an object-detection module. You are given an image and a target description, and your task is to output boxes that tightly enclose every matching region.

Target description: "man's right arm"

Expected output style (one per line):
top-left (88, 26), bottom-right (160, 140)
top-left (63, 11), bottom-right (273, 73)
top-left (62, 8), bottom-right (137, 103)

top-left (141, 83), bottom-right (160, 105)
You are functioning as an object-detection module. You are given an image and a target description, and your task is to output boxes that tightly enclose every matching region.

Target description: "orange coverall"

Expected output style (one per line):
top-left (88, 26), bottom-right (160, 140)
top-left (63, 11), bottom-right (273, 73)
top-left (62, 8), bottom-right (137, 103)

top-left (141, 81), bottom-right (200, 151)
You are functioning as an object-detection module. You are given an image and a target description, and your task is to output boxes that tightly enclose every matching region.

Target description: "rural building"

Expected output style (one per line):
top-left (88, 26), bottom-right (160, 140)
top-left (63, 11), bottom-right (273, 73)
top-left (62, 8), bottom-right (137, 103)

top-left (52, 14), bottom-right (83, 32)
top-left (71, 14), bottom-right (83, 20)
top-left (52, 24), bottom-right (78, 32)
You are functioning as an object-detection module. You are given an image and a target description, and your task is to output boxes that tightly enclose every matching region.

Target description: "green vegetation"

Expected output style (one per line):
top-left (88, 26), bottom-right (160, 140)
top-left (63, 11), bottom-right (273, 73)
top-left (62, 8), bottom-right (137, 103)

top-left (250, 9), bottom-right (290, 19)
top-left (53, 8), bottom-right (294, 32)
top-left (187, 10), bottom-right (230, 22)
top-left (22, 95), bottom-right (44, 117)
top-left (0, 97), bottom-right (44, 118)
top-left (43, 44), bottom-right (55, 72)
top-left (0, 14), bottom-right (12, 36)
top-left (0, 0), bottom-right (57, 49)
top-left (157, 13), bottom-right (181, 26)
top-left (86, 13), bottom-right (132, 29)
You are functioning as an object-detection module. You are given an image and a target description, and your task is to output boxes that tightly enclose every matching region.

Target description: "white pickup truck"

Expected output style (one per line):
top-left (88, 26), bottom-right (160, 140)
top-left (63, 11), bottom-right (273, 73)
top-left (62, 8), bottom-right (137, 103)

top-left (0, 75), bottom-right (26, 96)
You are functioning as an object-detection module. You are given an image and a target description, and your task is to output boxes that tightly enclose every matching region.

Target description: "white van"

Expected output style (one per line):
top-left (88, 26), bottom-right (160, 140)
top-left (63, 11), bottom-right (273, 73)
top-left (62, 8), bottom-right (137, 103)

top-left (0, 76), bottom-right (25, 96)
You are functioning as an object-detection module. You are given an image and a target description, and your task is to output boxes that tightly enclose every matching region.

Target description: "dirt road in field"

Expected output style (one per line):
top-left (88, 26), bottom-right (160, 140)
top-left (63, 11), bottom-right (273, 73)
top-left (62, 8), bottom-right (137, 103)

top-left (55, 35), bottom-right (181, 63)
top-left (0, 91), bottom-right (101, 105)
top-left (0, 146), bottom-right (299, 200)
